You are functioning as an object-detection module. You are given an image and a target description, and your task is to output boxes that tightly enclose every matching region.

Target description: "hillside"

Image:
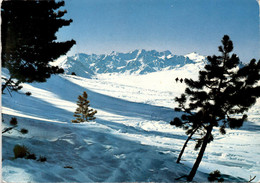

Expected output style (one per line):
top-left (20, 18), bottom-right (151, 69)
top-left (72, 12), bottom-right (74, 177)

top-left (2, 53), bottom-right (260, 182)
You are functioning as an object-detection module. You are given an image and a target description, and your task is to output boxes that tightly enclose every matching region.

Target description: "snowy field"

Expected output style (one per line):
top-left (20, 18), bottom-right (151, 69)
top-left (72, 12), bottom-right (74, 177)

top-left (2, 63), bottom-right (260, 182)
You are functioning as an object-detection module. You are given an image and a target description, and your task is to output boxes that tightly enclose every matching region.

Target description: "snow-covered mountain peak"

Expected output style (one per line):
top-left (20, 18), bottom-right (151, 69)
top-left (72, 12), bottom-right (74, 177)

top-left (56, 50), bottom-right (207, 78)
top-left (185, 52), bottom-right (206, 63)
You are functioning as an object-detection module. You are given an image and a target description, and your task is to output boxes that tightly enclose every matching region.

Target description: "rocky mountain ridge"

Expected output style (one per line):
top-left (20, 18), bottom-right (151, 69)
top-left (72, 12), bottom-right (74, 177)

top-left (54, 49), bottom-right (207, 78)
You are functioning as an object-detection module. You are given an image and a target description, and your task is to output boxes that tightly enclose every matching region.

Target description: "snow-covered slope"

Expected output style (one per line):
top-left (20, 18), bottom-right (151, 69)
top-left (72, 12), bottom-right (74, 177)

top-left (53, 49), bottom-right (199, 77)
top-left (2, 62), bottom-right (259, 182)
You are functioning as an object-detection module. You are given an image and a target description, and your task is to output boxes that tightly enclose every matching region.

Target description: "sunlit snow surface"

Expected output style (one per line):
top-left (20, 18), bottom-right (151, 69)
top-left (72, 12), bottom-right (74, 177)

top-left (2, 61), bottom-right (260, 182)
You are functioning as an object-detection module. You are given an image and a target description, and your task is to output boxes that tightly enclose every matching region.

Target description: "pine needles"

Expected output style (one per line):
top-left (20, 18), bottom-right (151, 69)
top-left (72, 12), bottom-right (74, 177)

top-left (72, 91), bottom-right (97, 123)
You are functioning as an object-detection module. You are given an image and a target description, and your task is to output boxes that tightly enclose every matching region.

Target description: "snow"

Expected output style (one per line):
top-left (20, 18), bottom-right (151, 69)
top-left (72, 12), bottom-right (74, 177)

top-left (53, 50), bottom-right (197, 78)
top-left (50, 55), bottom-right (68, 66)
top-left (136, 49), bottom-right (142, 58)
top-left (159, 55), bottom-right (166, 60)
top-left (185, 52), bottom-right (206, 63)
top-left (2, 60), bottom-right (260, 182)
top-left (167, 54), bottom-right (174, 59)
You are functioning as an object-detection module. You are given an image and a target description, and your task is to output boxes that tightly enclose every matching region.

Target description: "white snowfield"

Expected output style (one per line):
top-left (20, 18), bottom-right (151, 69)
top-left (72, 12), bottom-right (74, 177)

top-left (2, 53), bottom-right (260, 182)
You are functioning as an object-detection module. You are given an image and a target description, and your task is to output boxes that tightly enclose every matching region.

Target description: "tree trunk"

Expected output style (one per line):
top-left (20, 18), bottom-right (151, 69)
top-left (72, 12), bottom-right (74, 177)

top-left (2, 77), bottom-right (12, 93)
top-left (177, 126), bottom-right (199, 163)
top-left (187, 125), bottom-right (213, 181)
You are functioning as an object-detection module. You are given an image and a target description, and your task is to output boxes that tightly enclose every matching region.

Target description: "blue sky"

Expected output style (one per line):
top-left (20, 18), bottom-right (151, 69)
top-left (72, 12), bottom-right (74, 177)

top-left (57, 0), bottom-right (259, 62)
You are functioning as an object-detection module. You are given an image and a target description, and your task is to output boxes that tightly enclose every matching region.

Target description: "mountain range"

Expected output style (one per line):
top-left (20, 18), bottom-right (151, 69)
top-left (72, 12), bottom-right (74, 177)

top-left (54, 49), bottom-right (207, 78)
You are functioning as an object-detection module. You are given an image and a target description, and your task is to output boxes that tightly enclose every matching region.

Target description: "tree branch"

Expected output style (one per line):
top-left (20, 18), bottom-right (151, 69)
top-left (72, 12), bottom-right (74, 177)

top-left (2, 125), bottom-right (17, 134)
top-left (248, 175), bottom-right (256, 182)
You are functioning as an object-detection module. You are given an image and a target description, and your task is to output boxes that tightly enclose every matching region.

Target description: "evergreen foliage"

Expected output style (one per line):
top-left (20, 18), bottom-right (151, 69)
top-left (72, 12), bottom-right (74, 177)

top-left (13, 145), bottom-right (29, 159)
top-left (38, 156), bottom-right (47, 162)
top-left (9, 117), bottom-right (18, 126)
top-left (1, 77), bottom-right (23, 94)
top-left (20, 128), bottom-right (29, 134)
top-left (26, 153), bottom-right (37, 160)
top-left (171, 35), bottom-right (260, 181)
top-left (13, 144), bottom-right (46, 161)
top-left (72, 91), bottom-right (97, 123)
top-left (208, 170), bottom-right (224, 182)
top-left (25, 92), bottom-right (32, 96)
top-left (1, 0), bottom-right (76, 93)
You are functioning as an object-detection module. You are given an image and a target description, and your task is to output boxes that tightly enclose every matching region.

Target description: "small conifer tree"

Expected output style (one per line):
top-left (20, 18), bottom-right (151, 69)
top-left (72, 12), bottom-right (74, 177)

top-left (72, 91), bottom-right (97, 123)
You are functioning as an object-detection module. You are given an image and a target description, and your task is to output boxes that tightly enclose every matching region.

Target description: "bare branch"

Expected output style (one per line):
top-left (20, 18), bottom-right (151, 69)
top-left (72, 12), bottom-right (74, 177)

top-left (2, 125), bottom-right (17, 134)
top-left (248, 175), bottom-right (256, 182)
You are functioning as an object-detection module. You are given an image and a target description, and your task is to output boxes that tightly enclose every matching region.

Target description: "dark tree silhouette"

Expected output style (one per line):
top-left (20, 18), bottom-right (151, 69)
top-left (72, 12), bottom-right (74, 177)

top-left (1, 0), bottom-right (76, 93)
top-left (173, 125), bottom-right (200, 164)
top-left (171, 35), bottom-right (260, 181)
top-left (208, 170), bottom-right (224, 182)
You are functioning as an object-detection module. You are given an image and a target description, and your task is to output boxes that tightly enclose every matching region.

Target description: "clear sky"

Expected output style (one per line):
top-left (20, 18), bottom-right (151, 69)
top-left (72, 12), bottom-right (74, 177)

top-left (57, 0), bottom-right (259, 63)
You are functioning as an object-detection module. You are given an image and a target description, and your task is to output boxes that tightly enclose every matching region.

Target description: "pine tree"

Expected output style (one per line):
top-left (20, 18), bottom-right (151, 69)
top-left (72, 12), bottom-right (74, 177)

top-left (1, 0), bottom-right (76, 93)
top-left (72, 91), bottom-right (97, 123)
top-left (171, 35), bottom-right (260, 181)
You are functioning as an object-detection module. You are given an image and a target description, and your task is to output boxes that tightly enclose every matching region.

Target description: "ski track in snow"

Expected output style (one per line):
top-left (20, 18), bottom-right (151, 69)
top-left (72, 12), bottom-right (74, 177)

top-left (2, 67), bottom-right (260, 182)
